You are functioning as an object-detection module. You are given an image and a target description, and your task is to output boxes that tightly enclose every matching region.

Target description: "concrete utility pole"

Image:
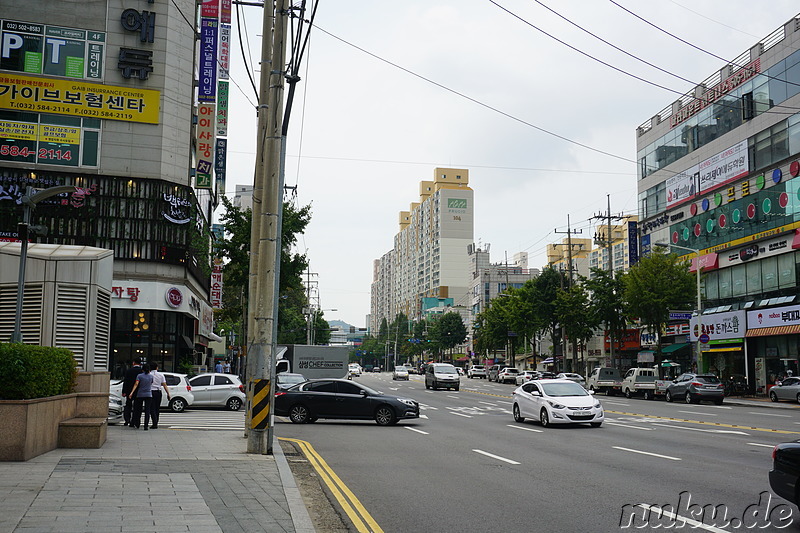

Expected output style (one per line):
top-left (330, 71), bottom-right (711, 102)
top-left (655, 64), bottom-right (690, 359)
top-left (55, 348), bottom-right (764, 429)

top-left (246, 0), bottom-right (289, 455)
top-left (591, 195), bottom-right (625, 369)
top-left (554, 216), bottom-right (581, 373)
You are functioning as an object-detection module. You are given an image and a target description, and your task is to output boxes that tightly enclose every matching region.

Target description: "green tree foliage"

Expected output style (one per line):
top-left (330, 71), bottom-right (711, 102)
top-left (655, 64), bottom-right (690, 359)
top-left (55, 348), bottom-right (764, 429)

top-left (432, 312), bottom-right (468, 356)
top-left (622, 249), bottom-right (696, 350)
top-left (555, 283), bottom-right (597, 372)
top-left (582, 267), bottom-right (626, 351)
top-left (534, 267), bottom-right (568, 356)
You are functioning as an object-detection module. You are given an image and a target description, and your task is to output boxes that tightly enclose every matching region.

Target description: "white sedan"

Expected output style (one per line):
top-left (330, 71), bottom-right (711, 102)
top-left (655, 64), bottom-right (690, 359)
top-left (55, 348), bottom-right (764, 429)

top-left (392, 366), bottom-right (410, 380)
top-left (512, 379), bottom-right (603, 428)
top-left (556, 372), bottom-right (586, 387)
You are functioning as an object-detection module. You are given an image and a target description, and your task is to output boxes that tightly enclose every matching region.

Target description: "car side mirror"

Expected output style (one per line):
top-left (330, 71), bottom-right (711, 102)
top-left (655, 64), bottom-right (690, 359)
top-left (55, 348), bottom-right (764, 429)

top-left (360, 389), bottom-right (368, 396)
top-left (588, 389), bottom-right (595, 395)
top-left (532, 391), bottom-right (542, 397)
top-left (672, 379), bottom-right (678, 384)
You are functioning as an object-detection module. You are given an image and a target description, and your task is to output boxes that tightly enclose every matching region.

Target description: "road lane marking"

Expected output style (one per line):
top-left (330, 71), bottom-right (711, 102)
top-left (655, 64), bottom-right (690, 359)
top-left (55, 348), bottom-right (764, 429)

top-left (280, 438), bottom-right (384, 533)
top-left (479, 401), bottom-right (497, 406)
top-left (606, 410), bottom-right (800, 435)
top-left (419, 414), bottom-right (429, 419)
top-left (405, 427), bottom-right (429, 435)
top-left (449, 412), bottom-right (472, 418)
top-left (748, 411), bottom-right (791, 417)
top-left (654, 423), bottom-right (749, 435)
top-left (631, 504), bottom-right (730, 533)
top-left (677, 410), bottom-right (717, 416)
top-left (612, 446), bottom-right (681, 461)
top-left (507, 424), bottom-right (543, 433)
top-left (605, 422), bottom-right (655, 431)
top-left (747, 442), bottom-right (775, 448)
top-left (602, 401), bottom-right (631, 406)
top-left (473, 449), bottom-right (521, 465)
top-left (447, 395), bottom-right (460, 399)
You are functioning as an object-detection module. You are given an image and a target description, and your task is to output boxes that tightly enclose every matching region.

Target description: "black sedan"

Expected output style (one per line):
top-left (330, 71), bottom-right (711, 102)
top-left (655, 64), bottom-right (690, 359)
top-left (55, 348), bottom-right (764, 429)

top-left (771, 440), bottom-right (800, 506)
top-left (274, 378), bottom-right (420, 426)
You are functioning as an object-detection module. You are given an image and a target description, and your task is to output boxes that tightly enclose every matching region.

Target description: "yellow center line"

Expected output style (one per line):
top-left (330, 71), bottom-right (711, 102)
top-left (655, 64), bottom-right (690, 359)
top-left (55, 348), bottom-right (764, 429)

top-left (280, 437), bottom-right (384, 533)
top-left (605, 410), bottom-right (800, 434)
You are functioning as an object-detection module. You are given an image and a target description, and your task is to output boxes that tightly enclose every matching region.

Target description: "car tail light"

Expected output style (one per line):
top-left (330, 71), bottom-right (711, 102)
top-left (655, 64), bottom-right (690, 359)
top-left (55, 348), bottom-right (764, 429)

top-left (275, 392), bottom-right (286, 397)
top-left (239, 384), bottom-right (245, 393)
top-left (773, 445), bottom-right (779, 460)
top-left (691, 381), bottom-right (703, 387)
top-left (186, 384), bottom-right (192, 391)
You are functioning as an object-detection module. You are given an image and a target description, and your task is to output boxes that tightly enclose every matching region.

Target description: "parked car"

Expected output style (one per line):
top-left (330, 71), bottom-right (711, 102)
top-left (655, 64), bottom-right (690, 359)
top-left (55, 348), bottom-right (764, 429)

top-left (274, 378), bottom-right (420, 425)
top-left (188, 373), bottom-right (246, 410)
top-left (467, 365), bottom-right (487, 379)
top-left (276, 372), bottom-right (307, 391)
top-left (110, 372), bottom-right (194, 413)
top-left (665, 373), bottom-right (724, 405)
top-left (487, 364), bottom-right (504, 381)
top-left (425, 363), bottom-right (460, 390)
top-left (771, 439), bottom-right (800, 507)
top-left (586, 367), bottom-right (623, 395)
top-left (557, 373), bottom-right (586, 387)
top-left (770, 377), bottom-right (800, 403)
top-left (496, 367), bottom-right (520, 384)
top-left (392, 366), bottom-right (410, 380)
top-left (516, 370), bottom-right (540, 385)
top-left (108, 392), bottom-right (123, 425)
top-left (512, 379), bottom-right (604, 428)
top-left (348, 363), bottom-right (362, 377)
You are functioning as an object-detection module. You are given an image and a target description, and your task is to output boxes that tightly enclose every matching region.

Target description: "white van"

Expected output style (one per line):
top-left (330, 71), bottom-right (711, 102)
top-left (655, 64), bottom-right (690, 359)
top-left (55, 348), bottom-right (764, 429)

top-left (621, 367), bottom-right (657, 400)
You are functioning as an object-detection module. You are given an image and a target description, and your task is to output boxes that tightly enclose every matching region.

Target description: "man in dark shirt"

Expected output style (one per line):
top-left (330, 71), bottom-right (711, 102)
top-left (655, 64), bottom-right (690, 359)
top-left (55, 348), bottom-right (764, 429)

top-left (121, 359), bottom-right (142, 426)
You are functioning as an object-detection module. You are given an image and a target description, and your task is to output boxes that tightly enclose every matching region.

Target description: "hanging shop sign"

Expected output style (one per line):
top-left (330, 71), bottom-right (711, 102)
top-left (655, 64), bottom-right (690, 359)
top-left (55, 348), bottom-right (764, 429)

top-left (0, 19), bottom-right (105, 80)
top-left (216, 80), bottom-right (228, 136)
top-left (162, 192), bottom-right (191, 224)
top-left (218, 24), bottom-right (230, 80)
top-left (748, 304), bottom-right (800, 329)
top-left (666, 140), bottom-right (749, 208)
top-left (0, 72), bottom-right (160, 124)
top-left (195, 103), bottom-right (215, 188)
top-left (211, 260), bottom-right (223, 309)
top-left (689, 310), bottom-right (745, 342)
top-left (198, 18), bottom-right (218, 103)
top-left (214, 138), bottom-right (227, 190)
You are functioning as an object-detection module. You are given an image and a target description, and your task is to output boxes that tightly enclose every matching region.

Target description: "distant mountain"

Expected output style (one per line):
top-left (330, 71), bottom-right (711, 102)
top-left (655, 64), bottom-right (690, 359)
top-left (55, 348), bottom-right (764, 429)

top-left (328, 319), bottom-right (354, 330)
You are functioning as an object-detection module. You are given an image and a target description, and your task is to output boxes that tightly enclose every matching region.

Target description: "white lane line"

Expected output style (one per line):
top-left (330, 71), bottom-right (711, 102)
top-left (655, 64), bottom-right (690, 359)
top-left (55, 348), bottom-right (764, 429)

top-left (450, 412), bottom-right (472, 418)
top-left (447, 395), bottom-right (460, 399)
top-left (748, 411), bottom-right (791, 418)
top-left (419, 414), bottom-right (429, 419)
top-left (654, 423), bottom-right (749, 436)
top-left (602, 401), bottom-right (631, 406)
top-left (605, 422), bottom-right (655, 431)
top-left (507, 424), bottom-right (543, 433)
top-left (747, 442), bottom-right (775, 448)
top-left (612, 446), bottom-right (681, 461)
top-left (473, 449), bottom-right (521, 465)
top-left (405, 427), bottom-right (429, 435)
top-left (631, 504), bottom-right (730, 533)
top-left (705, 405), bottom-right (732, 409)
top-left (424, 390), bottom-right (434, 394)
top-left (677, 410), bottom-right (717, 416)
top-left (479, 401), bottom-right (497, 406)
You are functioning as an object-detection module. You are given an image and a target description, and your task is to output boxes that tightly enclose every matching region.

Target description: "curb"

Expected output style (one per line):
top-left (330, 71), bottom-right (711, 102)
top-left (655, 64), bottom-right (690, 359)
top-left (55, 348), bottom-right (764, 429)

top-left (722, 398), bottom-right (800, 410)
top-left (273, 434), bottom-right (316, 533)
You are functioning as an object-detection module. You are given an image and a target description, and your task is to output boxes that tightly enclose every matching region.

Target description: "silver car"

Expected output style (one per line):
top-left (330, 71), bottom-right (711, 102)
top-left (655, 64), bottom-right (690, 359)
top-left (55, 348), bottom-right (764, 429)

top-left (770, 377), bottom-right (800, 403)
top-left (188, 373), bottom-right (246, 410)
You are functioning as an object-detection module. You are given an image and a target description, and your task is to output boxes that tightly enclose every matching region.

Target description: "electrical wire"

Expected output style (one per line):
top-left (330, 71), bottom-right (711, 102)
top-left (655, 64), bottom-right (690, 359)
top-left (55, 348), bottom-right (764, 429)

top-left (235, 1), bottom-right (259, 99)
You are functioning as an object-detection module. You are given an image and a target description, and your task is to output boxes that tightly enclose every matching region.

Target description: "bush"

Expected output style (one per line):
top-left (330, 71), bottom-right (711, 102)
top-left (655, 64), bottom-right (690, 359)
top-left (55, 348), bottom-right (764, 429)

top-left (0, 343), bottom-right (78, 400)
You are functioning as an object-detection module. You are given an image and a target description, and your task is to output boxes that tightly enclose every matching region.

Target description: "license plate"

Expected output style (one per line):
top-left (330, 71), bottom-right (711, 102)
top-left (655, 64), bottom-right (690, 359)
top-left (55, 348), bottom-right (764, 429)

top-left (571, 411), bottom-right (591, 417)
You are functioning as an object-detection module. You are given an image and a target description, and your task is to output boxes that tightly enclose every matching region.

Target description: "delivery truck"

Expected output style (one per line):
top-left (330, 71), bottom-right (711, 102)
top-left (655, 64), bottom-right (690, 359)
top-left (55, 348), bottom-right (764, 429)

top-left (275, 344), bottom-right (350, 380)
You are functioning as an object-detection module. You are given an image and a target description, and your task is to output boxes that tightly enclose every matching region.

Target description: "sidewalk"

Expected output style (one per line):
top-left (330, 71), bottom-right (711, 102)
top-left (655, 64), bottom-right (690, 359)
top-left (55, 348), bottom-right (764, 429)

top-left (0, 424), bottom-right (314, 533)
top-left (724, 395), bottom-right (800, 410)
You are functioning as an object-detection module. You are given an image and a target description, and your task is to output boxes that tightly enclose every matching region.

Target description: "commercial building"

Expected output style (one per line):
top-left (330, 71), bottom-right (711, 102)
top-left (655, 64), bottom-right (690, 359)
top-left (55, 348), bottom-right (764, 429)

top-left (636, 13), bottom-right (800, 390)
top-left (0, 0), bottom-right (222, 376)
top-left (370, 167), bottom-right (473, 328)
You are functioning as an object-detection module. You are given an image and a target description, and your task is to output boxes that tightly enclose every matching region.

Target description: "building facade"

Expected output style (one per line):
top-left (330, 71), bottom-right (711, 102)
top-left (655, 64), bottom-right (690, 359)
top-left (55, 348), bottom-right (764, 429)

top-left (636, 13), bottom-right (800, 388)
top-left (0, 0), bottom-right (218, 377)
top-left (371, 167), bottom-right (474, 328)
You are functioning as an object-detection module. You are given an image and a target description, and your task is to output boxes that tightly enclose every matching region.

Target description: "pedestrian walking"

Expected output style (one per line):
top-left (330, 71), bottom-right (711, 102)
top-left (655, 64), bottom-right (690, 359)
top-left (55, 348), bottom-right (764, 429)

top-left (215, 360), bottom-right (223, 373)
top-left (121, 358), bottom-right (142, 426)
top-left (129, 364), bottom-right (154, 430)
top-left (223, 360), bottom-right (231, 373)
top-left (148, 362), bottom-right (171, 429)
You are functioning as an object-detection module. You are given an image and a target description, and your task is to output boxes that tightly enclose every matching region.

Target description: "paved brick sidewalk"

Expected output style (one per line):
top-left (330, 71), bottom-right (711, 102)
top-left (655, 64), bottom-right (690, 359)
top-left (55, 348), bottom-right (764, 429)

top-left (0, 424), bottom-right (314, 533)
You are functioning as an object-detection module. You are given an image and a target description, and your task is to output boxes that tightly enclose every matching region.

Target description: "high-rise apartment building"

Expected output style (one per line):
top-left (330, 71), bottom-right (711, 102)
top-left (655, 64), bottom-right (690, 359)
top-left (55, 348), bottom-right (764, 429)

top-left (371, 168), bottom-right (473, 328)
top-left (636, 13), bottom-right (800, 387)
top-left (588, 216), bottom-right (640, 273)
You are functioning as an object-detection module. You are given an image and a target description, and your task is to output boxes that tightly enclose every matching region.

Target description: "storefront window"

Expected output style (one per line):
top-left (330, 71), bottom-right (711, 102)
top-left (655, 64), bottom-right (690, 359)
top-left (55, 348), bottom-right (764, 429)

top-left (718, 268), bottom-right (732, 299)
top-left (761, 256), bottom-right (778, 291)
top-left (731, 264), bottom-right (747, 297)
top-left (109, 309), bottom-right (190, 378)
top-left (745, 261), bottom-right (762, 294)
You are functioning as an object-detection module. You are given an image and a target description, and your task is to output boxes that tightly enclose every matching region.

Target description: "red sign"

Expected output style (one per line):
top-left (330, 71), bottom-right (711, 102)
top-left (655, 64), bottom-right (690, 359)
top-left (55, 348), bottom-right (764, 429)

top-left (165, 287), bottom-right (183, 308)
top-left (201, 0), bottom-right (219, 19)
top-left (604, 329), bottom-right (640, 351)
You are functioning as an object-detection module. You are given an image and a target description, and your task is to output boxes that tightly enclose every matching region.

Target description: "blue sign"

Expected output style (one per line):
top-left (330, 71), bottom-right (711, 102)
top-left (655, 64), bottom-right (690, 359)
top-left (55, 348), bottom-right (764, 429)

top-left (198, 18), bottom-right (218, 103)
top-left (669, 311), bottom-right (693, 321)
top-left (699, 333), bottom-right (710, 344)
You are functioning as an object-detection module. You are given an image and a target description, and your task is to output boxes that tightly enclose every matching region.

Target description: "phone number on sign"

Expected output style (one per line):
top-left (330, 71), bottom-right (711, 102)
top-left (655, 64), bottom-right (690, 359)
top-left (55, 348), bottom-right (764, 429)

top-left (0, 145), bottom-right (33, 157)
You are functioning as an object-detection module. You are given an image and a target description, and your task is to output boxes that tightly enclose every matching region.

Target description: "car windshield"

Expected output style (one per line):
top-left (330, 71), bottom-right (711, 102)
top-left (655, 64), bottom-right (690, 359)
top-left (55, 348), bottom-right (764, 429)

top-left (435, 366), bottom-right (457, 374)
top-left (541, 382), bottom-right (589, 397)
top-left (279, 375), bottom-right (306, 384)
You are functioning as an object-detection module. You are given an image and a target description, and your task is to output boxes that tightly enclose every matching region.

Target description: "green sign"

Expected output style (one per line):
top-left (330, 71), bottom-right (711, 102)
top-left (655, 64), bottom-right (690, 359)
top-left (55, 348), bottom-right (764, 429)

top-left (447, 198), bottom-right (467, 209)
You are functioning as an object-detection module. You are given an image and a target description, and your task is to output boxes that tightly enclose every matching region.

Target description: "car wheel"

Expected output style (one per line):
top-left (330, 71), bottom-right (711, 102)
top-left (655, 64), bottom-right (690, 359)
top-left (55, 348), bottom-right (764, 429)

top-left (227, 397), bottom-right (242, 411)
top-left (169, 397), bottom-right (187, 413)
top-left (454, 386), bottom-right (460, 391)
top-left (685, 392), bottom-right (694, 404)
top-left (513, 404), bottom-right (525, 423)
top-left (540, 408), bottom-right (550, 428)
top-left (289, 404), bottom-right (310, 424)
top-left (425, 381), bottom-right (431, 390)
top-left (770, 391), bottom-right (779, 402)
top-left (643, 390), bottom-right (652, 401)
top-left (797, 393), bottom-right (800, 405)
top-left (714, 398), bottom-right (724, 406)
top-left (375, 406), bottom-right (397, 426)
top-left (590, 421), bottom-right (602, 428)
top-left (665, 390), bottom-right (673, 403)
top-left (625, 388), bottom-right (632, 399)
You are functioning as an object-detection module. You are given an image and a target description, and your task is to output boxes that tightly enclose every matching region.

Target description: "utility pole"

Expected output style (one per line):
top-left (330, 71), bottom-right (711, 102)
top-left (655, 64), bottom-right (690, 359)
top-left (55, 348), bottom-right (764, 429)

top-left (554, 216), bottom-right (582, 373)
top-left (246, 0), bottom-right (289, 455)
top-left (591, 195), bottom-right (626, 369)
top-left (303, 269), bottom-right (318, 345)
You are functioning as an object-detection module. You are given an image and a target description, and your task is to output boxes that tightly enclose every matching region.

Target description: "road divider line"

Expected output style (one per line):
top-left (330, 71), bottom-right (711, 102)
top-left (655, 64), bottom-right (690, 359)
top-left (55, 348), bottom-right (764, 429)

top-left (605, 422), bottom-right (654, 431)
top-left (748, 411), bottom-right (791, 417)
top-left (612, 446), bottom-right (681, 461)
top-left (473, 449), bottom-right (521, 464)
top-left (507, 424), bottom-right (543, 433)
top-left (419, 414), bottom-right (429, 419)
top-left (632, 504), bottom-right (730, 533)
top-left (280, 438), bottom-right (383, 533)
top-left (449, 412), bottom-right (472, 418)
top-left (654, 423), bottom-right (749, 435)
top-left (747, 442), bottom-right (775, 448)
top-left (479, 401), bottom-right (498, 406)
top-left (677, 410), bottom-right (717, 416)
top-left (405, 427), bottom-right (429, 435)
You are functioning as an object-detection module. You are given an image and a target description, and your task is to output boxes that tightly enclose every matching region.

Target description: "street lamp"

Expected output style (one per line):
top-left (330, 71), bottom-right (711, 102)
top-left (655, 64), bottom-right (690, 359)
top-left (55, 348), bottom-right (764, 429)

top-left (654, 242), bottom-right (703, 370)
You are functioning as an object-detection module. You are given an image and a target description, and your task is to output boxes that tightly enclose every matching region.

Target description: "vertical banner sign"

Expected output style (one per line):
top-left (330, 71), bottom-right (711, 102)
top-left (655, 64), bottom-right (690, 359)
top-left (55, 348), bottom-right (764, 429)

top-left (220, 0), bottom-right (232, 23)
top-left (218, 24), bottom-right (230, 79)
top-left (211, 260), bottom-right (223, 309)
top-left (198, 18), bottom-right (218, 102)
top-left (627, 220), bottom-right (639, 266)
top-left (215, 138), bottom-right (227, 191)
top-left (196, 103), bottom-right (215, 188)
top-left (200, 0), bottom-right (219, 18)
top-left (216, 80), bottom-right (228, 136)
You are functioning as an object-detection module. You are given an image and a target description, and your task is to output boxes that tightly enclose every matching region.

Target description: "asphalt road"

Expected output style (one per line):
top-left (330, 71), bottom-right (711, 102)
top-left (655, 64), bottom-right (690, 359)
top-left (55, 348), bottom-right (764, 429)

top-left (275, 373), bottom-right (800, 533)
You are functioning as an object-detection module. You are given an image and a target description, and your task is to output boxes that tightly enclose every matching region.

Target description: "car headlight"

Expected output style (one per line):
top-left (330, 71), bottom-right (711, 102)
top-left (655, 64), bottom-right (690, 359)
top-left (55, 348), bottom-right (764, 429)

top-left (547, 400), bottom-right (566, 410)
top-left (398, 398), bottom-right (417, 407)
top-left (594, 402), bottom-right (601, 408)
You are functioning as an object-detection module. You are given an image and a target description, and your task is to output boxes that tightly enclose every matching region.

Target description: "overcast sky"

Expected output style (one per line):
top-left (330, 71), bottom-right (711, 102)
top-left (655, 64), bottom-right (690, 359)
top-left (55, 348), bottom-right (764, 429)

top-left (222, 1), bottom-right (800, 327)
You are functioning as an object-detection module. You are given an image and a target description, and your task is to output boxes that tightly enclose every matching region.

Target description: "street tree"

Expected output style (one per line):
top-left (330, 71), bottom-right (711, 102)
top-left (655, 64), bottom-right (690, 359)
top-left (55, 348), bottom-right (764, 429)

top-left (622, 248), bottom-right (696, 356)
top-left (582, 267), bottom-right (627, 363)
top-left (534, 266), bottom-right (568, 364)
top-left (555, 283), bottom-right (597, 374)
top-left (434, 312), bottom-right (468, 360)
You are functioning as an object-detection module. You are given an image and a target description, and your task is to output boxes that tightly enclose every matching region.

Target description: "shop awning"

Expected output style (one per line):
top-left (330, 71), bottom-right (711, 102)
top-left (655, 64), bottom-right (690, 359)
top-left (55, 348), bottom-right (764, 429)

top-left (541, 357), bottom-right (554, 364)
top-left (746, 325), bottom-right (800, 337)
top-left (661, 343), bottom-right (689, 354)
